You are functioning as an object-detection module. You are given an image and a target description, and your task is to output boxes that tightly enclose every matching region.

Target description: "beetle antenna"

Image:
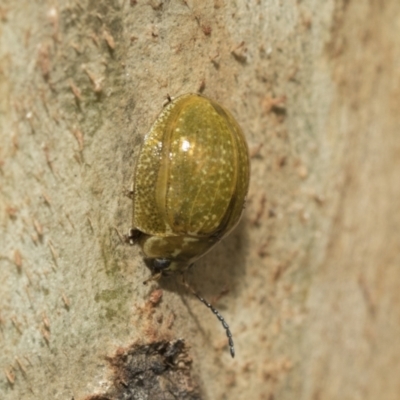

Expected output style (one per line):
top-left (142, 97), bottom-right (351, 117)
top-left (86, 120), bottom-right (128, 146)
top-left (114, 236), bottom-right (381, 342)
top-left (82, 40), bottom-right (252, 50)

top-left (181, 274), bottom-right (235, 358)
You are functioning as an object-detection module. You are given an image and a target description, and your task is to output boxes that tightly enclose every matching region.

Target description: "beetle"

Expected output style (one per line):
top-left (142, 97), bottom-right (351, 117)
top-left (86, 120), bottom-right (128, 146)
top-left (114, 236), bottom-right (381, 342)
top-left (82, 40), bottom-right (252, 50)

top-left (127, 93), bottom-right (250, 357)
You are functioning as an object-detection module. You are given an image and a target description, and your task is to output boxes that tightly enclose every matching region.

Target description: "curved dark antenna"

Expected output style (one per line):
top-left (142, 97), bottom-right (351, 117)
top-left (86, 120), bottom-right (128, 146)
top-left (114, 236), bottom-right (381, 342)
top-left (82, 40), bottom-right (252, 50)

top-left (181, 274), bottom-right (235, 358)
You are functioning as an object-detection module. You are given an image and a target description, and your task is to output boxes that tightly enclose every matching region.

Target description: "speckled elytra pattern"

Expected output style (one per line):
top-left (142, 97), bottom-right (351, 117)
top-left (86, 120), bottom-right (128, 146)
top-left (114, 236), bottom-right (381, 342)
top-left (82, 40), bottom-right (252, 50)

top-left (132, 93), bottom-right (249, 244)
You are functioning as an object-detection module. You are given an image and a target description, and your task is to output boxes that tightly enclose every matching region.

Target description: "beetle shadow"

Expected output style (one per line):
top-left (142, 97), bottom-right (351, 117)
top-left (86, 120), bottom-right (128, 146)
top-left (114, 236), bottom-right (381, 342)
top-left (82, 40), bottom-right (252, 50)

top-left (156, 216), bottom-right (249, 305)
top-left (154, 217), bottom-right (249, 354)
top-left (193, 216), bottom-right (249, 298)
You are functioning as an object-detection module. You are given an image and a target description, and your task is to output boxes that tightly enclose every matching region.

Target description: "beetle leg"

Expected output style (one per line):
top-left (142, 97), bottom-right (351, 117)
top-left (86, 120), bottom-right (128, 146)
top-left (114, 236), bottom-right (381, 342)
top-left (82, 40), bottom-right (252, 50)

top-left (113, 226), bottom-right (124, 243)
top-left (162, 94), bottom-right (173, 107)
top-left (125, 228), bottom-right (141, 245)
top-left (143, 272), bottom-right (162, 285)
top-left (122, 187), bottom-right (134, 199)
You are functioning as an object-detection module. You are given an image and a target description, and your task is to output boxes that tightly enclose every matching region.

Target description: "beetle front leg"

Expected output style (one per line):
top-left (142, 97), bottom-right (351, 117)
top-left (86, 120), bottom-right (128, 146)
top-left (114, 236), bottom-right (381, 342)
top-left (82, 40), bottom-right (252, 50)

top-left (125, 228), bottom-right (141, 245)
top-left (122, 187), bottom-right (134, 199)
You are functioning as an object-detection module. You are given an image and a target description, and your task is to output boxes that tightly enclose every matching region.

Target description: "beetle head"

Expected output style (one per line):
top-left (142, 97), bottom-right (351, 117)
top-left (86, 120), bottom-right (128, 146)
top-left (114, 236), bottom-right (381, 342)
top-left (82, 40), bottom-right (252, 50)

top-left (140, 234), bottom-right (218, 275)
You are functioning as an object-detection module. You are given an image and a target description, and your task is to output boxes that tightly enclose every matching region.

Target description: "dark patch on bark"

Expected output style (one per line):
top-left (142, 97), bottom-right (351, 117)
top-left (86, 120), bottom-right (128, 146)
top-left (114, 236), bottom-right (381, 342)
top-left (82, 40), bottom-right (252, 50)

top-left (85, 340), bottom-right (202, 400)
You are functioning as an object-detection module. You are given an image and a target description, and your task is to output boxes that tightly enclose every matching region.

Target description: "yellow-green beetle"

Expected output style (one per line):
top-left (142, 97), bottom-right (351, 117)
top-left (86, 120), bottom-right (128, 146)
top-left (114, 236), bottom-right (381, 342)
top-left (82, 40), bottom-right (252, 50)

top-left (128, 93), bottom-right (249, 357)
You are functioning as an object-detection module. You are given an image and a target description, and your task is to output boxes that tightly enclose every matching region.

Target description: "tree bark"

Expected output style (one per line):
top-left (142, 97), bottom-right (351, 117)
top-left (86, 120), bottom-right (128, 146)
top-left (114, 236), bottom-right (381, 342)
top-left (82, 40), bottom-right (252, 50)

top-left (1, 1), bottom-right (399, 399)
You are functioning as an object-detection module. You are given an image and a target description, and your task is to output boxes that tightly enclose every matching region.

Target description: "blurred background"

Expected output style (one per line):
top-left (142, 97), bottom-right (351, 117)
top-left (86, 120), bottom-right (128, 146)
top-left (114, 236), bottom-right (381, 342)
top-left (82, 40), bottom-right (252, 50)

top-left (1, 1), bottom-right (399, 399)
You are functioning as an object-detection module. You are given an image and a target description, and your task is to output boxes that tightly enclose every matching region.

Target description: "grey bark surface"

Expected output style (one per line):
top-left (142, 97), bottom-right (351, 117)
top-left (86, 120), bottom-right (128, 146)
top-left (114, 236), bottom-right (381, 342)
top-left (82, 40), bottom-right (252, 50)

top-left (1, 1), bottom-right (399, 399)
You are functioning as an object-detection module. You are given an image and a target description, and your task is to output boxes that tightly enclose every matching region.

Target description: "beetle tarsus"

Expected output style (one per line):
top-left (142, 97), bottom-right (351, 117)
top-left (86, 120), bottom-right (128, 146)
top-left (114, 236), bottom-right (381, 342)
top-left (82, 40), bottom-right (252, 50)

top-left (143, 272), bottom-right (162, 285)
top-left (113, 226), bottom-right (126, 244)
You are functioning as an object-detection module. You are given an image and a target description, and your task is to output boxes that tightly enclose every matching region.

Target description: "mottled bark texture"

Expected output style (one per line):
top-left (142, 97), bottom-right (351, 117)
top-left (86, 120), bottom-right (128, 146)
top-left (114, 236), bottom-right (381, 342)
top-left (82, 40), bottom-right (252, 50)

top-left (1, 1), bottom-right (399, 399)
